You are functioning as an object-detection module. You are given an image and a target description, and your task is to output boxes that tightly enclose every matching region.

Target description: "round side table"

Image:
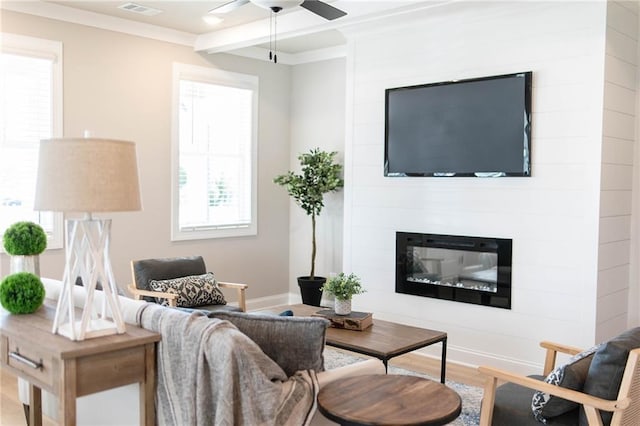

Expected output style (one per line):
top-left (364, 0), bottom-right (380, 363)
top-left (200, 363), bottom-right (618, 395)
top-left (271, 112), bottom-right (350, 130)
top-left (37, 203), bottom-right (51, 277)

top-left (317, 374), bottom-right (462, 426)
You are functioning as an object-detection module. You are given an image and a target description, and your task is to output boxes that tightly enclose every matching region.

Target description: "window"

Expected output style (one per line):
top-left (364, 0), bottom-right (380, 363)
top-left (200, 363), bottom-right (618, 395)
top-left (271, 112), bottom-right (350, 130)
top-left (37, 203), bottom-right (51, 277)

top-left (171, 63), bottom-right (258, 241)
top-left (0, 33), bottom-right (63, 251)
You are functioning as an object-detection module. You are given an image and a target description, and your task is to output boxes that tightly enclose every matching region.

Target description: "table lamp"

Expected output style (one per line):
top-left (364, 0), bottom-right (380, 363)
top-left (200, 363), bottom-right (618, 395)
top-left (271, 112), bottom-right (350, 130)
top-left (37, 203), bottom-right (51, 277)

top-left (34, 138), bottom-right (142, 340)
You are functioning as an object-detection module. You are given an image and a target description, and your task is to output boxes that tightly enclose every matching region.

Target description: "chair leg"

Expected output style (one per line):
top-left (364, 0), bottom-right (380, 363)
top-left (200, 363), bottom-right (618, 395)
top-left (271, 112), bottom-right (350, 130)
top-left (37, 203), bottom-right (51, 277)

top-left (479, 376), bottom-right (497, 426)
top-left (237, 288), bottom-right (247, 312)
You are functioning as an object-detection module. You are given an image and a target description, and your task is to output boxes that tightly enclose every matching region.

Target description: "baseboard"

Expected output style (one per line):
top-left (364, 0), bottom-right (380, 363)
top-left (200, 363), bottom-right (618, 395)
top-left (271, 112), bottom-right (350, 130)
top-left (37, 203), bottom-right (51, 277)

top-left (285, 292), bottom-right (335, 307)
top-left (247, 292), bottom-right (334, 311)
top-left (409, 343), bottom-right (543, 376)
top-left (244, 293), bottom-right (290, 311)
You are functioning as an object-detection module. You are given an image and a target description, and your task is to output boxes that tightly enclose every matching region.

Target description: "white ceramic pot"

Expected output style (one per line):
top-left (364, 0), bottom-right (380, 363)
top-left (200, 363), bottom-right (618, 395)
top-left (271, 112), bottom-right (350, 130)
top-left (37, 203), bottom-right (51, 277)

top-left (10, 255), bottom-right (40, 276)
top-left (334, 298), bottom-right (352, 315)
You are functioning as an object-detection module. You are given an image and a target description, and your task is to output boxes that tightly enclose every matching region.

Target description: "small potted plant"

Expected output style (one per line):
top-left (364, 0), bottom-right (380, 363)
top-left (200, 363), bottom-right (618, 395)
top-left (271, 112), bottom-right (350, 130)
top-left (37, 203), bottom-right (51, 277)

top-left (322, 273), bottom-right (366, 315)
top-left (3, 221), bottom-right (47, 275)
top-left (0, 272), bottom-right (45, 314)
top-left (274, 148), bottom-right (343, 306)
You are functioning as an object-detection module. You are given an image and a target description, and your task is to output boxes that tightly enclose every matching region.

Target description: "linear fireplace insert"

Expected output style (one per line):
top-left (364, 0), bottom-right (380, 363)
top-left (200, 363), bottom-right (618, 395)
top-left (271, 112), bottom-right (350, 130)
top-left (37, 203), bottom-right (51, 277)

top-left (396, 232), bottom-right (512, 309)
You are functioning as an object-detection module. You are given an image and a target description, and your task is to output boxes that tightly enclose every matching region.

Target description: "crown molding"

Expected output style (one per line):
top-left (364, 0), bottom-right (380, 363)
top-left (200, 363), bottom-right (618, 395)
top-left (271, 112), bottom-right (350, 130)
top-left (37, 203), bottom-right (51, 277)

top-left (1, 0), bottom-right (197, 47)
top-left (229, 44), bottom-right (346, 65)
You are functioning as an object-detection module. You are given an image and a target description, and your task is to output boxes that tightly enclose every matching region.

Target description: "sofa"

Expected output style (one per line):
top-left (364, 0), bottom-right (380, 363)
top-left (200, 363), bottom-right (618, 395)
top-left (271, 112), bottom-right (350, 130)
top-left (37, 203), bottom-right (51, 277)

top-left (17, 278), bottom-right (385, 425)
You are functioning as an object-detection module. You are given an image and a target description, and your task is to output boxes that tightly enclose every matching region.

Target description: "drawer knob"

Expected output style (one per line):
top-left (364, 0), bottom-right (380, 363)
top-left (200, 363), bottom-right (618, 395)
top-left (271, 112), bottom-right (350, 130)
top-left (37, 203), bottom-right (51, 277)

top-left (9, 350), bottom-right (43, 370)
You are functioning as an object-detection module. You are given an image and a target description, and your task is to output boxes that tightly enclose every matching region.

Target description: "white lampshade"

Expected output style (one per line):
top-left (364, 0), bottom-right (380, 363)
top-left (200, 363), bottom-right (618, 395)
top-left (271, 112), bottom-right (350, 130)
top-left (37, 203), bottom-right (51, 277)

top-left (34, 138), bottom-right (141, 213)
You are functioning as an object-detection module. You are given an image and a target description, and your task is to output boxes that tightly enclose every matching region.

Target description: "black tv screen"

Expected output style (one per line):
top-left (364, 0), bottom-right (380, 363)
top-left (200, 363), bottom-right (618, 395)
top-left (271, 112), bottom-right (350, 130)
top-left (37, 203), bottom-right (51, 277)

top-left (384, 72), bottom-right (532, 177)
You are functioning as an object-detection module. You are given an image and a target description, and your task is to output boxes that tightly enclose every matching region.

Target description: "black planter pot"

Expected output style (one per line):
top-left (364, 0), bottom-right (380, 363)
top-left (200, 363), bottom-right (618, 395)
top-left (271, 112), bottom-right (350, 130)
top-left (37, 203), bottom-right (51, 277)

top-left (297, 276), bottom-right (326, 307)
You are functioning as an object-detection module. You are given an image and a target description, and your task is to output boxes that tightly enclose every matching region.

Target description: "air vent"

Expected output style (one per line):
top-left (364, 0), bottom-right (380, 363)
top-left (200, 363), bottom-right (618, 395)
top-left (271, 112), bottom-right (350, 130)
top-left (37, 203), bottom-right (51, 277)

top-left (118, 3), bottom-right (163, 16)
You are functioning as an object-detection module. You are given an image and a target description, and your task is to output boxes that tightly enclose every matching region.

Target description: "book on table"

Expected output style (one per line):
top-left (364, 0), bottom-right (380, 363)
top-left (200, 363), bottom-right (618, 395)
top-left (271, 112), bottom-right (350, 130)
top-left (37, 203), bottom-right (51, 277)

top-left (313, 309), bottom-right (373, 331)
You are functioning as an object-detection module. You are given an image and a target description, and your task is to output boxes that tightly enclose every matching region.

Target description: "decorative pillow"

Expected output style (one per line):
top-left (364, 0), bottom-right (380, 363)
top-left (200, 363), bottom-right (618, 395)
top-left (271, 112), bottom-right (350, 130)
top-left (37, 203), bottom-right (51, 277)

top-left (579, 327), bottom-right (640, 426)
top-left (532, 344), bottom-right (600, 423)
top-left (149, 273), bottom-right (226, 308)
top-left (207, 311), bottom-right (329, 376)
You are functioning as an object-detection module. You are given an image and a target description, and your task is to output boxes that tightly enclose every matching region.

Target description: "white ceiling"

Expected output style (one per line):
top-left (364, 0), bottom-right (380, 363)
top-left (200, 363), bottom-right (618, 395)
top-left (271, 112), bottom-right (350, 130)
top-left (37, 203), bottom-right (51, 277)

top-left (47, 0), bottom-right (273, 35)
top-left (3, 1), bottom-right (448, 61)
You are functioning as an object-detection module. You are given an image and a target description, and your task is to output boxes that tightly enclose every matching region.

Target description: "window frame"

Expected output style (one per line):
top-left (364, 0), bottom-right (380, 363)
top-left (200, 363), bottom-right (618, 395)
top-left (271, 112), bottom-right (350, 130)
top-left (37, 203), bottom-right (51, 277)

top-left (0, 33), bottom-right (64, 252)
top-left (170, 62), bottom-right (258, 241)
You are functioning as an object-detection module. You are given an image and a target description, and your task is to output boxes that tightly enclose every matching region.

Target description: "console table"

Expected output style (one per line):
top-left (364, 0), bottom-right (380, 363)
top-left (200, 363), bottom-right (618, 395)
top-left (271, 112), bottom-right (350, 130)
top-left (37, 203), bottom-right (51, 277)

top-left (0, 303), bottom-right (160, 426)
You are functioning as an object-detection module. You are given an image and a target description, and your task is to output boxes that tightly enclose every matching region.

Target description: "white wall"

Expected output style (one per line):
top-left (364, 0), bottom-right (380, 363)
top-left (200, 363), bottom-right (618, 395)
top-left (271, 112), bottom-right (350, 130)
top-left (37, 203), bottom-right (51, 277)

top-left (288, 58), bottom-right (346, 297)
top-left (343, 1), bottom-right (613, 372)
top-left (0, 10), bottom-right (293, 302)
top-left (597, 1), bottom-right (638, 342)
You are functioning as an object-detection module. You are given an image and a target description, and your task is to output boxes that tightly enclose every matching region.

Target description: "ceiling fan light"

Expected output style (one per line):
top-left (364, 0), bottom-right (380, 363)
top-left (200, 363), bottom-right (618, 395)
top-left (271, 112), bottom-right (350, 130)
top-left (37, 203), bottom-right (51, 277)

top-left (202, 15), bottom-right (224, 25)
top-left (250, 0), bottom-right (303, 11)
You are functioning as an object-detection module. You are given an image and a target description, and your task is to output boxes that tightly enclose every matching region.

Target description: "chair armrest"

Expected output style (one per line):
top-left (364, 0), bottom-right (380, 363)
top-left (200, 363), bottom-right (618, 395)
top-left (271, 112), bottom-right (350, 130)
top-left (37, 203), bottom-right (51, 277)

top-left (539, 341), bottom-right (584, 374)
top-left (218, 281), bottom-right (248, 312)
top-left (540, 341), bottom-right (584, 355)
top-left (127, 284), bottom-right (178, 307)
top-left (218, 281), bottom-right (249, 289)
top-left (477, 365), bottom-right (629, 426)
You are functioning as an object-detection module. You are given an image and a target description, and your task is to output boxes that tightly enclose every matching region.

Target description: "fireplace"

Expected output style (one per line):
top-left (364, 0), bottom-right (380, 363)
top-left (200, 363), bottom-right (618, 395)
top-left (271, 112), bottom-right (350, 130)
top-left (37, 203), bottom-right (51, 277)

top-left (396, 232), bottom-right (512, 309)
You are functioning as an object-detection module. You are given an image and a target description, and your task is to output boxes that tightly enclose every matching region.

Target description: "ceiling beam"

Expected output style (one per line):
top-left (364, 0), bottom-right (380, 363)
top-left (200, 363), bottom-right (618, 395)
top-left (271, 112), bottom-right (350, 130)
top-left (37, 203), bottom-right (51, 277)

top-left (231, 44), bottom-right (347, 65)
top-left (194, 1), bottom-right (442, 54)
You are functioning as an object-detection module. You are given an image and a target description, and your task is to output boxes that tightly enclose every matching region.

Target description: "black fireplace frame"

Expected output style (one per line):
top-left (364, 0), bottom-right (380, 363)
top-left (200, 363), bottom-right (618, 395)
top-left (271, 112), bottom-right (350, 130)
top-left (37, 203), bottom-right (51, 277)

top-left (396, 232), bottom-right (512, 309)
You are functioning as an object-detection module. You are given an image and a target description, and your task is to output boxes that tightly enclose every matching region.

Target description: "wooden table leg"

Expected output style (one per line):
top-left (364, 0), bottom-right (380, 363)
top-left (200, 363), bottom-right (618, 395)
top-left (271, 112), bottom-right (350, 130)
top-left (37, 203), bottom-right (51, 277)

top-left (60, 359), bottom-right (77, 426)
top-left (28, 384), bottom-right (42, 426)
top-left (142, 343), bottom-right (156, 426)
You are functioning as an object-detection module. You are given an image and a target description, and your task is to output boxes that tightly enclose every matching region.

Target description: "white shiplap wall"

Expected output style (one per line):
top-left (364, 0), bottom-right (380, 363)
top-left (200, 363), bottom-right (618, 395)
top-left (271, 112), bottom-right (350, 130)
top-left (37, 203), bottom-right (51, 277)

top-left (343, 1), bottom-right (612, 372)
top-left (597, 1), bottom-right (638, 342)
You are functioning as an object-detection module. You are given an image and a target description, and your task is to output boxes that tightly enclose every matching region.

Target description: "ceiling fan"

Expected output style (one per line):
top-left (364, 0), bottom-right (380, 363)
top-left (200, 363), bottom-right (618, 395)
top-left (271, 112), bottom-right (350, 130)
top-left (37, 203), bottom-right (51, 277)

top-left (209, 0), bottom-right (347, 21)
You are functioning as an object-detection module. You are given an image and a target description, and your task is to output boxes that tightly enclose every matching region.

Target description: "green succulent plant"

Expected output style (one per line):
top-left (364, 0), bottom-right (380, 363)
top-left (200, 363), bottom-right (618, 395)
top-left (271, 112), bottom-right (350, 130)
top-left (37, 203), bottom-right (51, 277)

top-left (0, 272), bottom-right (45, 314)
top-left (274, 148), bottom-right (343, 279)
top-left (321, 273), bottom-right (366, 301)
top-left (2, 221), bottom-right (47, 256)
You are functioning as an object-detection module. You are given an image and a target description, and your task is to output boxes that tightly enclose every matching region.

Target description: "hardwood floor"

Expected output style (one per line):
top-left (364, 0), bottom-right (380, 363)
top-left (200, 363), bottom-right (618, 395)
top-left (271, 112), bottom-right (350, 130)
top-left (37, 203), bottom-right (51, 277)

top-left (1, 367), bottom-right (28, 426)
top-left (1, 369), bottom-right (55, 426)
top-left (390, 352), bottom-right (486, 388)
top-left (0, 353), bottom-right (484, 426)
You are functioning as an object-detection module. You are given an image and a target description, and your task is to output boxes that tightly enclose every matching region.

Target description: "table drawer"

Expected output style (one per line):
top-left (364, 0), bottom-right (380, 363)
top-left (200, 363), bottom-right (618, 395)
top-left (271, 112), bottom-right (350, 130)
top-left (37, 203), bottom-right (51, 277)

top-left (5, 336), bottom-right (54, 390)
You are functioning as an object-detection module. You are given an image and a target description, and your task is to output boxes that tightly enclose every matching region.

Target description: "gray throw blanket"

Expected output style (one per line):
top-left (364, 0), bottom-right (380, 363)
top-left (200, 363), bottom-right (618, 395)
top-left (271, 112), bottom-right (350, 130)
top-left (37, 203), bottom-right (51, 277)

top-left (139, 304), bottom-right (319, 426)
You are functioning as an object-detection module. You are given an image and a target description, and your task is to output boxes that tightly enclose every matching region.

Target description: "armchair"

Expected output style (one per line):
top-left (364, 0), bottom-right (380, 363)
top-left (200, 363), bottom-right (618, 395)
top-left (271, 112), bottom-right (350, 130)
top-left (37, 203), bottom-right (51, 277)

top-left (478, 331), bottom-right (640, 426)
top-left (128, 256), bottom-right (248, 312)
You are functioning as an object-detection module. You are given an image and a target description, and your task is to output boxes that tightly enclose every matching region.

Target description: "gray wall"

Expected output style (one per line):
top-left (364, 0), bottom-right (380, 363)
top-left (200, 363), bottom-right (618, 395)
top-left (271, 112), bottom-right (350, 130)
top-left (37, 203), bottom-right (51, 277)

top-left (288, 58), bottom-right (347, 296)
top-left (0, 10), bottom-right (292, 300)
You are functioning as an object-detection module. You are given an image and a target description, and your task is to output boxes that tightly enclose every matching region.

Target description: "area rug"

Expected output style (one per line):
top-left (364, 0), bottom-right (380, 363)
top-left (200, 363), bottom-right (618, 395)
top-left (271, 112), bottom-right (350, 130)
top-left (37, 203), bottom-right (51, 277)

top-left (323, 348), bottom-right (482, 425)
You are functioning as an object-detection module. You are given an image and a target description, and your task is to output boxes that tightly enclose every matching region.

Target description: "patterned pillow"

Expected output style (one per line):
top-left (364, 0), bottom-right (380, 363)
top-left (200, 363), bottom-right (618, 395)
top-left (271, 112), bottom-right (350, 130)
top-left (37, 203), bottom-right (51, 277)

top-left (531, 344), bottom-right (600, 423)
top-left (149, 273), bottom-right (226, 308)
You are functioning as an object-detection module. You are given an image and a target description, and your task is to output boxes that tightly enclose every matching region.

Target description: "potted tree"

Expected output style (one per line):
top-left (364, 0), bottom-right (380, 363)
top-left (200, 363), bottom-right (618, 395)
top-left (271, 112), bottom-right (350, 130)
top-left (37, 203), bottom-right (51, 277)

top-left (322, 273), bottom-right (366, 315)
top-left (274, 148), bottom-right (343, 306)
top-left (3, 221), bottom-right (47, 275)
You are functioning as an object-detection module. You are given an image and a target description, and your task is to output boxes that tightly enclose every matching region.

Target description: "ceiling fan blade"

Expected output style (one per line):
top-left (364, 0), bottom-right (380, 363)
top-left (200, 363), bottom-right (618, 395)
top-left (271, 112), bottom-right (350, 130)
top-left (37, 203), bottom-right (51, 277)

top-left (300, 0), bottom-right (347, 20)
top-left (209, 0), bottom-right (250, 14)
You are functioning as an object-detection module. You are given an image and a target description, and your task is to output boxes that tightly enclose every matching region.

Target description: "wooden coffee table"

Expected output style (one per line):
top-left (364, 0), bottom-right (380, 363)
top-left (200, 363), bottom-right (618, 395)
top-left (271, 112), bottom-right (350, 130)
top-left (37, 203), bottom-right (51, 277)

top-left (317, 374), bottom-right (461, 426)
top-left (281, 304), bottom-right (448, 383)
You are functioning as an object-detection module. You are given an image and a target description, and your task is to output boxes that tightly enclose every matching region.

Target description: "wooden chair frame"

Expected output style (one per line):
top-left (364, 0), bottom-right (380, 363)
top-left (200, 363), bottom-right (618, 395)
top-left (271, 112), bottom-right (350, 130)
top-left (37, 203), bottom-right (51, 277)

top-left (478, 342), bottom-right (640, 426)
top-left (127, 261), bottom-right (248, 312)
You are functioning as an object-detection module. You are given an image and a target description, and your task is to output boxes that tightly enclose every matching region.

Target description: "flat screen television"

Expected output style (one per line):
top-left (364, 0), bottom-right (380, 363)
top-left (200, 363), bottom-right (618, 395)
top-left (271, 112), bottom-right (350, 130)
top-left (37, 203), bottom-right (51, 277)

top-left (384, 71), bottom-right (532, 177)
